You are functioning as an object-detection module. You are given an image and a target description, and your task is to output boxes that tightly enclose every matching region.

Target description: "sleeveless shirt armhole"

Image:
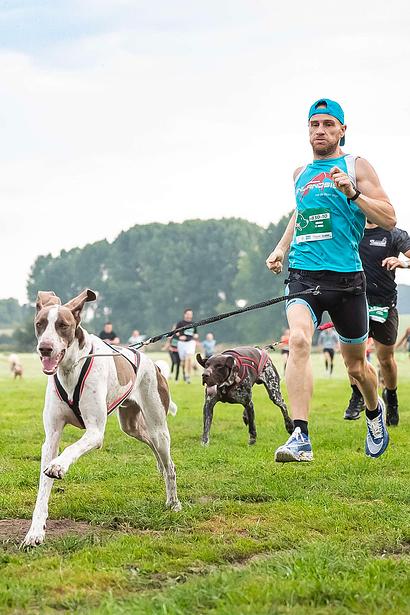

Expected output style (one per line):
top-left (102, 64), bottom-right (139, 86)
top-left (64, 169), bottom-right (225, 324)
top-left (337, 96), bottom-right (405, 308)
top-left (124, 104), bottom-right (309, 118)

top-left (345, 154), bottom-right (360, 186)
top-left (294, 165), bottom-right (307, 185)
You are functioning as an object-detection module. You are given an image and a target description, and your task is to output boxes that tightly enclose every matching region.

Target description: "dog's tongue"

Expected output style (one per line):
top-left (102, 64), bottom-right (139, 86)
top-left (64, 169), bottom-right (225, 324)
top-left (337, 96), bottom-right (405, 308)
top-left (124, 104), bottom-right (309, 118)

top-left (41, 355), bottom-right (60, 374)
top-left (206, 385), bottom-right (217, 397)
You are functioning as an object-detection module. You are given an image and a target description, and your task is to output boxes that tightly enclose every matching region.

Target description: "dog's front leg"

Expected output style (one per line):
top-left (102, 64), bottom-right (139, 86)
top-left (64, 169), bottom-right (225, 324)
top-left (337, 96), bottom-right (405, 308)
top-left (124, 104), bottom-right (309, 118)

top-left (22, 410), bottom-right (64, 547)
top-left (44, 397), bottom-right (107, 479)
top-left (44, 422), bottom-right (106, 479)
top-left (244, 400), bottom-right (257, 445)
top-left (202, 394), bottom-right (217, 446)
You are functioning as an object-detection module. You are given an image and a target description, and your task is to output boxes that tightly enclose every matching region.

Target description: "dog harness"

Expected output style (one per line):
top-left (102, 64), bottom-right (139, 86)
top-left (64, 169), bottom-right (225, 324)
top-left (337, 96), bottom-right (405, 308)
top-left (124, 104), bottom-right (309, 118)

top-left (222, 347), bottom-right (269, 384)
top-left (54, 344), bottom-right (140, 429)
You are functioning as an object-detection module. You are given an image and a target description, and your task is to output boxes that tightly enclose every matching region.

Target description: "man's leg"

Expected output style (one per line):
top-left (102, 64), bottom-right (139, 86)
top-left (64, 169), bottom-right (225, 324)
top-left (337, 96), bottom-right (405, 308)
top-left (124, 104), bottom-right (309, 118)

top-left (275, 304), bottom-right (314, 462)
top-left (323, 350), bottom-right (329, 373)
top-left (340, 342), bottom-right (389, 457)
top-left (340, 342), bottom-right (378, 409)
top-left (375, 341), bottom-right (399, 426)
top-left (285, 304), bottom-right (315, 421)
top-left (185, 354), bottom-right (192, 383)
top-left (344, 375), bottom-right (365, 420)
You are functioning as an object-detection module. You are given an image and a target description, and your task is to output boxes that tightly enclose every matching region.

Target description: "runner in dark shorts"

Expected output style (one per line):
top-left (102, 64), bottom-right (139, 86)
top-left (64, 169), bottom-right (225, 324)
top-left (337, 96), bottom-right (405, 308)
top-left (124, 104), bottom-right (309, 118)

top-left (266, 98), bottom-right (395, 462)
top-left (344, 223), bottom-right (410, 425)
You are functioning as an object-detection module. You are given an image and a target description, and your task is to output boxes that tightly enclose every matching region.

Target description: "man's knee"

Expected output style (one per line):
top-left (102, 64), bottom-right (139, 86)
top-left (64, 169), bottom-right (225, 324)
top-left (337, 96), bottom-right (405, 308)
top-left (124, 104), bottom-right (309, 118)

top-left (378, 353), bottom-right (395, 371)
top-left (289, 329), bottom-right (311, 356)
top-left (346, 358), bottom-right (367, 382)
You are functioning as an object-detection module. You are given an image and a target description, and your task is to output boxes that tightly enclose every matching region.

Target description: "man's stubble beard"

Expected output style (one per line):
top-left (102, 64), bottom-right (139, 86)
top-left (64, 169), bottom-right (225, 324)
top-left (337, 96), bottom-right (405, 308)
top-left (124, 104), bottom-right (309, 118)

top-left (312, 140), bottom-right (340, 157)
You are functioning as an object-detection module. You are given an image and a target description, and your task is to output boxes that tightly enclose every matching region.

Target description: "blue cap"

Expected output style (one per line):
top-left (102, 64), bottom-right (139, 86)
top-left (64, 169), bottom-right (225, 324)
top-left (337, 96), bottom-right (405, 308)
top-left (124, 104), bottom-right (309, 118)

top-left (308, 98), bottom-right (345, 146)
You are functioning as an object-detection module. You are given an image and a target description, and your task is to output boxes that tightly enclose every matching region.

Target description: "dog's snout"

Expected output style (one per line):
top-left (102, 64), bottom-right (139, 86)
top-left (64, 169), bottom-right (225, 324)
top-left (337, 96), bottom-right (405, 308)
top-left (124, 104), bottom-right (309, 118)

top-left (39, 344), bottom-right (53, 357)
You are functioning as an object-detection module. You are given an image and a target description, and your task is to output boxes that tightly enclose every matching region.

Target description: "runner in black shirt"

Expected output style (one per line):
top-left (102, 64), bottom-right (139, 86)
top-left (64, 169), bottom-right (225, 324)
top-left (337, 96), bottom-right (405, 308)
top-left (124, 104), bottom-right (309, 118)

top-left (344, 223), bottom-right (410, 425)
top-left (175, 309), bottom-right (198, 383)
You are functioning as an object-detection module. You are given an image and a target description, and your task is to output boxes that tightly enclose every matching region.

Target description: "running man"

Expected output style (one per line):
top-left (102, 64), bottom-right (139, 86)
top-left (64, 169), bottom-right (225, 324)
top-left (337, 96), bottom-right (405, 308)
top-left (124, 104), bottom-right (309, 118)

top-left (175, 308), bottom-right (199, 384)
top-left (266, 98), bottom-right (396, 461)
top-left (318, 325), bottom-right (339, 376)
top-left (344, 222), bottom-right (410, 424)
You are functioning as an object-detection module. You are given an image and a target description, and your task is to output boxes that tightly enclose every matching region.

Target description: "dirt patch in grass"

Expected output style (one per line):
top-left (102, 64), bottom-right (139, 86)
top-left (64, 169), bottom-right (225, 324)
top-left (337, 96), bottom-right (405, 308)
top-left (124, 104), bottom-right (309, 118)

top-left (0, 518), bottom-right (96, 541)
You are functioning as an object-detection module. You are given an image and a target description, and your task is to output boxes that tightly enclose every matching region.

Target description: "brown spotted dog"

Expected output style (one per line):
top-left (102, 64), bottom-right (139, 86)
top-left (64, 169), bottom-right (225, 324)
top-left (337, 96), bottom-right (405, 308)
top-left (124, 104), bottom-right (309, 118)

top-left (197, 347), bottom-right (293, 446)
top-left (22, 289), bottom-right (181, 548)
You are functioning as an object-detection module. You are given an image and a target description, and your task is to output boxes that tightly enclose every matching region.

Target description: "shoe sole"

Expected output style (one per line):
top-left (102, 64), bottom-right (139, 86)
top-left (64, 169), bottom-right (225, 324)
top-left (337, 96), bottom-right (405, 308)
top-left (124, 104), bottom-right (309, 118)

top-left (275, 449), bottom-right (313, 463)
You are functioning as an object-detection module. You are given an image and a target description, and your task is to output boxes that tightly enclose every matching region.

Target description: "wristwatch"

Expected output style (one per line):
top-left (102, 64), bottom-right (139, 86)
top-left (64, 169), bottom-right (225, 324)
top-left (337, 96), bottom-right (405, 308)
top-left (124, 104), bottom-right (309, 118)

top-left (350, 188), bottom-right (361, 201)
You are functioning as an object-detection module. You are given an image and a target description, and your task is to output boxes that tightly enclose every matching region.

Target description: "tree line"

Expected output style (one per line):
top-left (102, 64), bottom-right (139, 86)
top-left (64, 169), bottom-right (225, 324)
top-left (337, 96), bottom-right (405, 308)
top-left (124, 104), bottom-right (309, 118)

top-left (8, 217), bottom-right (292, 350)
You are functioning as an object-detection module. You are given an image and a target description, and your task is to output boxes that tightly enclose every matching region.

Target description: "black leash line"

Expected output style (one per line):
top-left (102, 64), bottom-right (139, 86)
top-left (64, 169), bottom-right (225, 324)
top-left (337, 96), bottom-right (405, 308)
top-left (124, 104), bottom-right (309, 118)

top-left (129, 286), bottom-right (320, 350)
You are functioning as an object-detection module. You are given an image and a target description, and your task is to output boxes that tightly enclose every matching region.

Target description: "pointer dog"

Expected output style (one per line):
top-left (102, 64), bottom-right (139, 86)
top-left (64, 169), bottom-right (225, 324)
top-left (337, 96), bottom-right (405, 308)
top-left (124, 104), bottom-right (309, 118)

top-left (197, 347), bottom-right (293, 446)
top-left (23, 289), bottom-right (181, 547)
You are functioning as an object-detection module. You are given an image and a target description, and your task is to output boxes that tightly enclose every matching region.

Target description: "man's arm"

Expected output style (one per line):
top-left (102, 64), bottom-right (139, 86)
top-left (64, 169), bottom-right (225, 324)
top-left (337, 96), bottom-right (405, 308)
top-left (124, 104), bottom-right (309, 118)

top-left (330, 158), bottom-right (396, 230)
top-left (395, 328), bottom-right (409, 349)
top-left (266, 210), bottom-right (296, 274)
top-left (382, 228), bottom-right (410, 270)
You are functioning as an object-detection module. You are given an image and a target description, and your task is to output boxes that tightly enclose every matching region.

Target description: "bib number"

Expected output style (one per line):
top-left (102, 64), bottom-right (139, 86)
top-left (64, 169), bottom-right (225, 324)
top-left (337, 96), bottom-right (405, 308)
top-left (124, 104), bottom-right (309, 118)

top-left (368, 306), bottom-right (389, 323)
top-left (295, 208), bottom-right (332, 243)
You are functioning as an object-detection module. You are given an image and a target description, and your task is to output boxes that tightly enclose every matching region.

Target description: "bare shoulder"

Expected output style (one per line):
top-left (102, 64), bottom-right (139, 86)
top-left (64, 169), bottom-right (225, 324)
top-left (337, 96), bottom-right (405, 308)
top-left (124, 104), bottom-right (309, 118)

top-left (293, 166), bottom-right (303, 180)
top-left (355, 157), bottom-right (380, 181)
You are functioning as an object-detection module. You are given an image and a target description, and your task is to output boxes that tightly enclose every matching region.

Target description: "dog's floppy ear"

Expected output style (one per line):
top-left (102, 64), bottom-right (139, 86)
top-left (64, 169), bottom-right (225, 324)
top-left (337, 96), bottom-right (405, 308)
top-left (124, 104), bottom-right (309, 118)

top-left (36, 291), bottom-right (61, 314)
top-left (223, 355), bottom-right (241, 386)
top-left (196, 353), bottom-right (207, 368)
top-left (64, 289), bottom-right (97, 323)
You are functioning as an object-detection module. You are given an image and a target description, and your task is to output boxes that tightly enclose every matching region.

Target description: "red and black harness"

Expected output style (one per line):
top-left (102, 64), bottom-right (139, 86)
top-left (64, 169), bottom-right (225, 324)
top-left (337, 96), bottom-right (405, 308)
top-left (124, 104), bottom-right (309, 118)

top-left (54, 343), bottom-right (140, 429)
top-left (222, 347), bottom-right (269, 384)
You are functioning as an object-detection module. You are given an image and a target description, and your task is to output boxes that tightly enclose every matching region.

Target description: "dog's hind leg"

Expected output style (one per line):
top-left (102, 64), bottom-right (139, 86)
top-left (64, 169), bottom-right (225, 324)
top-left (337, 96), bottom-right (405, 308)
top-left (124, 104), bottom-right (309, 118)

top-left (22, 408), bottom-right (65, 548)
top-left (118, 401), bottom-right (165, 475)
top-left (244, 400), bottom-right (257, 445)
top-left (131, 381), bottom-right (181, 511)
top-left (260, 363), bottom-right (294, 434)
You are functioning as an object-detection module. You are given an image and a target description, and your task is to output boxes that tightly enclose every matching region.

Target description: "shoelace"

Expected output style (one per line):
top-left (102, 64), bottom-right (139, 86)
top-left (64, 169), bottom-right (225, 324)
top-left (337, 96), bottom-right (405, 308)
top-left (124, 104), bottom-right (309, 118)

top-left (368, 415), bottom-right (383, 439)
top-left (286, 427), bottom-right (305, 445)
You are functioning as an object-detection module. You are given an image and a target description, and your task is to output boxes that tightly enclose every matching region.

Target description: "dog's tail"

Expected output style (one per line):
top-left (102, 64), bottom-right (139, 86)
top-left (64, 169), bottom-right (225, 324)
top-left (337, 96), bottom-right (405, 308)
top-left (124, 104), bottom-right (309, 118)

top-left (155, 359), bottom-right (178, 416)
top-left (155, 359), bottom-right (170, 380)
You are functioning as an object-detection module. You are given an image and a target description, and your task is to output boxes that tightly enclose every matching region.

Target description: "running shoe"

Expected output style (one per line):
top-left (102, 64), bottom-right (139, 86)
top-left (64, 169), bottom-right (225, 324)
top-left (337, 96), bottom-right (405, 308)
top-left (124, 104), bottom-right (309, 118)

top-left (274, 427), bottom-right (313, 462)
top-left (365, 398), bottom-right (389, 458)
top-left (344, 389), bottom-right (365, 420)
top-left (382, 387), bottom-right (399, 426)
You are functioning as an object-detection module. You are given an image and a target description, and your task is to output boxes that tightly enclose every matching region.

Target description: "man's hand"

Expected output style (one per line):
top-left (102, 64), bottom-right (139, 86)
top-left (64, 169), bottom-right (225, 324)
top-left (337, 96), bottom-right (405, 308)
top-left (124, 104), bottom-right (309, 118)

top-left (382, 256), bottom-right (409, 271)
top-left (330, 166), bottom-right (356, 199)
top-left (266, 247), bottom-right (284, 274)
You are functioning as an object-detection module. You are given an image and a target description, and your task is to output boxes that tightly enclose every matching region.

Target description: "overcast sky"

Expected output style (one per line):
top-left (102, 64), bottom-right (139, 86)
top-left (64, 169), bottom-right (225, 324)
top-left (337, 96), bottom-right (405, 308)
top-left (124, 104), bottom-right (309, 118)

top-left (1, 0), bottom-right (410, 302)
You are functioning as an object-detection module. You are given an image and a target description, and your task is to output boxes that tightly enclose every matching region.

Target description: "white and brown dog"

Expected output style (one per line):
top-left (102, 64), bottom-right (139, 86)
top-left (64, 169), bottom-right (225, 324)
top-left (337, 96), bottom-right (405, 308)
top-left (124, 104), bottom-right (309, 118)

top-left (9, 354), bottom-right (23, 379)
top-left (22, 289), bottom-right (181, 548)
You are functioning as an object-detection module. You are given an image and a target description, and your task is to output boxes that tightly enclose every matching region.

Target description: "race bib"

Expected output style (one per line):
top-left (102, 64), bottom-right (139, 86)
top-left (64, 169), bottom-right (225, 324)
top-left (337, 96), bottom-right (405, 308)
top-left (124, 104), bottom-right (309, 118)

top-left (368, 306), bottom-right (389, 323)
top-left (295, 207), bottom-right (332, 243)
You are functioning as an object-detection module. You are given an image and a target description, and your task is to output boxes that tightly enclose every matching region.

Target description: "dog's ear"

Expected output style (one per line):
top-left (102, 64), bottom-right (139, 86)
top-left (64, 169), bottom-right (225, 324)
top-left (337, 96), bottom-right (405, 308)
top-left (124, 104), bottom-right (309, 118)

top-left (196, 353), bottom-right (207, 368)
top-left (36, 291), bottom-right (61, 314)
top-left (64, 289), bottom-right (97, 323)
top-left (224, 355), bottom-right (241, 386)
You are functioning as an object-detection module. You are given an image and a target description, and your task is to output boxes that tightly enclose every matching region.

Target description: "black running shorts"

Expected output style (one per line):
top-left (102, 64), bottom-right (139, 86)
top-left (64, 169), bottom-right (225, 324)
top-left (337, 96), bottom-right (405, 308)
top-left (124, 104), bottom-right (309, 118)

top-left (286, 269), bottom-right (369, 345)
top-left (368, 307), bottom-right (398, 346)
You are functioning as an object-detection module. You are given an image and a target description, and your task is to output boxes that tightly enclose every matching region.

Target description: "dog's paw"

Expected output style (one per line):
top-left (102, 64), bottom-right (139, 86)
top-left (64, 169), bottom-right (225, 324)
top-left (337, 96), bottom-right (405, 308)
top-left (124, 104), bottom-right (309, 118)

top-left (44, 461), bottom-right (67, 479)
top-left (201, 439), bottom-right (209, 447)
top-left (21, 529), bottom-right (45, 548)
top-left (248, 436), bottom-right (257, 446)
top-left (167, 499), bottom-right (182, 512)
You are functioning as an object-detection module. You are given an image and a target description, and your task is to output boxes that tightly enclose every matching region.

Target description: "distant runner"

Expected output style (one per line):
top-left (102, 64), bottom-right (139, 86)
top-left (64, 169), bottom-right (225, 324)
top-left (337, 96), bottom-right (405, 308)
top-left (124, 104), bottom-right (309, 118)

top-left (344, 222), bottom-right (410, 424)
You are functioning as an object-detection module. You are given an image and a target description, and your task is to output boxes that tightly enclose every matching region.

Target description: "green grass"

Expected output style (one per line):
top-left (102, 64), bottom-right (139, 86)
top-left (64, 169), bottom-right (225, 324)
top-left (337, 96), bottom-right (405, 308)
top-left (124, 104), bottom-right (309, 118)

top-left (0, 351), bottom-right (409, 614)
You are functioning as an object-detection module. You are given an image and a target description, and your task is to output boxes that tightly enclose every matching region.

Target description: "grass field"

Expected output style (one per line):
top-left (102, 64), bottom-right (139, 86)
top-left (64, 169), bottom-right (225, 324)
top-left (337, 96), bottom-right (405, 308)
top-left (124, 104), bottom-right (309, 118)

top-left (0, 350), bottom-right (409, 614)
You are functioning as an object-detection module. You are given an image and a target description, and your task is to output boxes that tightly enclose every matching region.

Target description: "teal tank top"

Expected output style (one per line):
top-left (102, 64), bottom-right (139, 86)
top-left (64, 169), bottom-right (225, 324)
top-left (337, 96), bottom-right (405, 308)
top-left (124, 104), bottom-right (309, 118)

top-left (288, 154), bottom-right (365, 272)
